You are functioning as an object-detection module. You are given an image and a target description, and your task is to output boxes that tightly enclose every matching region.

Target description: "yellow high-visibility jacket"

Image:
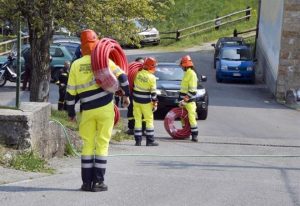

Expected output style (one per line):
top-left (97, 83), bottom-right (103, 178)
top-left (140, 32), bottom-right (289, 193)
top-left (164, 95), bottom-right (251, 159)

top-left (66, 55), bottom-right (129, 117)
top-left (179, 67), bottom-right (198, 101)
top-left (133, 69), bottom-right (157, 104)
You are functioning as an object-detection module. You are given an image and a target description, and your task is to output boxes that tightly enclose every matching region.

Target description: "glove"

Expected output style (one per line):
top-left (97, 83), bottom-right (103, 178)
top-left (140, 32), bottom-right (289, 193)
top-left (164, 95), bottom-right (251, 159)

top-left (179, 100), bottom-right (186, 107)
top-left (122, 96), bottom-right (130, 108)
top-left (183, 95), bottom-right (190, 102)
top-left (152, 101), bottom-right (158, 112)
top-left (115, 89), bottom-right (124, 96)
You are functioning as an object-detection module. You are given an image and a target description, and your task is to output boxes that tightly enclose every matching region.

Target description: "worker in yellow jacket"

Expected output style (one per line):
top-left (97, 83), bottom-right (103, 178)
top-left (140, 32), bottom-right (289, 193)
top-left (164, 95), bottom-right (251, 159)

top-left (66, 29), bottom-right (130, 192)
top-left (133, 57), bottom-right (159, 146)
top-left (179, 55), bottom-right (199, 142)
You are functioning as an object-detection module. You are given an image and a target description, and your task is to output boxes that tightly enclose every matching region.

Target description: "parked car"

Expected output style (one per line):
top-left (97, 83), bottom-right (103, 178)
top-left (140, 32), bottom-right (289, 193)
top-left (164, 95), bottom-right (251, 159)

top-left (155, 63), bottom-right (208, 120)
top-left (211, 37), bottom-right (246, 68)
top-left (215, 44), bottom-right (256, 83)
top-left (134, 20), bottom-right (160, 46)
top-left (0, 44), bottom-right (73, 81)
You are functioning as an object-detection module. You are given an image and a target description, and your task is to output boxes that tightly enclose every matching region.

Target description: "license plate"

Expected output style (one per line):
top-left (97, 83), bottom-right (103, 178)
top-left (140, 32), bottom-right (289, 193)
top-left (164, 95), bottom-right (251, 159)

top-left (233, 73), bottom-right (241, 77)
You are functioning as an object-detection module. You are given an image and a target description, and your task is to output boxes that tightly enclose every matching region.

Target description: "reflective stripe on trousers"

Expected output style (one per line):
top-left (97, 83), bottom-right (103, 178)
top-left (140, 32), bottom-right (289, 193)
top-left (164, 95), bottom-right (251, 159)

top-left (184, 101), bottom-right (198, 136)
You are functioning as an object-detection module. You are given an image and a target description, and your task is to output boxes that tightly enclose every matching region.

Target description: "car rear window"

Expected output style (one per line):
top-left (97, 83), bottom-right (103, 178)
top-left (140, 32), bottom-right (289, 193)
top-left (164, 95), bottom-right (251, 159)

top-left (221, 48), bottom-right (252, 61)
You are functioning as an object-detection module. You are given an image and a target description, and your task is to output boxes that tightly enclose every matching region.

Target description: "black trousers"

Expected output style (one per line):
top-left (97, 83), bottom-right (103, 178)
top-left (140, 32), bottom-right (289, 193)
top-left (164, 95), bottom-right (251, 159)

top-left (58, 87), bottom-right (66, 110)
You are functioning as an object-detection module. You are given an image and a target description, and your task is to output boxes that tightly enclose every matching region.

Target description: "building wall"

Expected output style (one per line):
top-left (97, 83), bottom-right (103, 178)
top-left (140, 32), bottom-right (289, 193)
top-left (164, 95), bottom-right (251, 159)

top-left (277, 0), bottom-right (300, 100)
top-left (256, 0), bottom-right (284, 94)
top-left (257, 0), bottom-right (300, 100)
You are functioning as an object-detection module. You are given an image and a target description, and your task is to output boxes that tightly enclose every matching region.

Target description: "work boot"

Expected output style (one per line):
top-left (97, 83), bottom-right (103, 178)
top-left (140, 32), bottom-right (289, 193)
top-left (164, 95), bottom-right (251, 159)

top-left (135, 140), bottom-right (141, 146)
top-left (81, 182), bottom-right (92, 192)
top-left (92, 182), bottom-right (108, 192)
top-left (126, 129), bottom-right (134, 135)
top-left (146, 141), bottom-right (159, 146)
top-left (191, 135), bottom-right (198, 142)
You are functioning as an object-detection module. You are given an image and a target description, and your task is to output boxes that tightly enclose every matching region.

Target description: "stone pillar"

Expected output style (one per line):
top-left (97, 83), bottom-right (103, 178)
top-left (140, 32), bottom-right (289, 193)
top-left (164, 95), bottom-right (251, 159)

top-left (277, 0), bottom-right (300, 100)
top-left (0, 102), bottom-right (66, 158)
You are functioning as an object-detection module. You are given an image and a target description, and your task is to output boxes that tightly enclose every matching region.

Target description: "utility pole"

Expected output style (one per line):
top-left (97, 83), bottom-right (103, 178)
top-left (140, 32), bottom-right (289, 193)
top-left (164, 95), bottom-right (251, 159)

top-left (15, 18), bottom-right (21, 108)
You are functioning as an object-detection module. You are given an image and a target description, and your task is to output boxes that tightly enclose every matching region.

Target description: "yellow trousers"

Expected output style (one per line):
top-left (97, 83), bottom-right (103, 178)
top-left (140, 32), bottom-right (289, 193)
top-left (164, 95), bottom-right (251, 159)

top-left (79, 101), bottom-right (114, 156)
top-left (184, 101), bottom-right (197, 127)
top-left (133, 101), bottom-right (154, 129)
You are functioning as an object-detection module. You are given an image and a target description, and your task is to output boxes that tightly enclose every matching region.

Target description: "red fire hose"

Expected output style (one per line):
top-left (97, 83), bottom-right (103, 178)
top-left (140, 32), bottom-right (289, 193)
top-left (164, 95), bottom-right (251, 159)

top-left (164, 107), bottom-right (191, 139)
top-left (91, 38), bottom-right (128, 93)
top-left (91, 38), bottom-right (127, 125)
top-left (114, 104), bottom-right (120, 126)
top-left (128, 61), bottom-right (143, 92)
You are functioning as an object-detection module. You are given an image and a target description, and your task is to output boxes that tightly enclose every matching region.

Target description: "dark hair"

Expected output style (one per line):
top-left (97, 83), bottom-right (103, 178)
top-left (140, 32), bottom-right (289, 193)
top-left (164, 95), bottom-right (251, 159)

top-left (135, 57), bottom-right (144, 62)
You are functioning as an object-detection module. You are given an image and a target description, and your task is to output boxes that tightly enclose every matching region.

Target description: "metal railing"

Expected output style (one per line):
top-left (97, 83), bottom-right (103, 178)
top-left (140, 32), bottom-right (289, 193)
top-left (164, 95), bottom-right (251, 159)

top-left (0, 36), bottom-right (29, 55)
top-left (160, 7), bottom-right (252, 41)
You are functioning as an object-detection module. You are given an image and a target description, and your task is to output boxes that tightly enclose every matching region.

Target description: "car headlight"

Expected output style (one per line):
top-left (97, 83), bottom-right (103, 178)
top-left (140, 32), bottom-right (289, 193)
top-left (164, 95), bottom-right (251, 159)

top-left (247, 66), bottom-right (253, 71)
top-left (221, 65), bottom-right (228, 71)
top-left (196, 89), bottom-right (206, 97)
top-left (156, 89), bottom-right (167, 96)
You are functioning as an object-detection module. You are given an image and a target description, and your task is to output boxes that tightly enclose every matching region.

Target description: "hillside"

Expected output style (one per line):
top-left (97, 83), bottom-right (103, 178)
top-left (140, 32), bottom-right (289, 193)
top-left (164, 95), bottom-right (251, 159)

top-left (153, 0), bottom-right (259, 50)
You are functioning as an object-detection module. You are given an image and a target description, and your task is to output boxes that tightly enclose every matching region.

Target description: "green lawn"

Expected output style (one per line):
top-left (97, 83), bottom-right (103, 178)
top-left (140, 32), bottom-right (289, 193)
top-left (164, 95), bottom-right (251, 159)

top-left (152, 0), bottom-right (258, 51)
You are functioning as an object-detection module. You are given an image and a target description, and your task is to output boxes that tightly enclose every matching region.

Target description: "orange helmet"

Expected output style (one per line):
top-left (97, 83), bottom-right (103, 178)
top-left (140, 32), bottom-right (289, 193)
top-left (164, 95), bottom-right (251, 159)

top-left (180, 55), bottom-right (194, 68)
top-left (80, 29), bottom-right (99, 56)
top-left (143, 57), bottom-right (157, 73)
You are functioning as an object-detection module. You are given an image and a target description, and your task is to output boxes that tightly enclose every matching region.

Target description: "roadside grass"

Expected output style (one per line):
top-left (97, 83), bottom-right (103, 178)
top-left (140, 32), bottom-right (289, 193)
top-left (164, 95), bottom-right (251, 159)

top-left (9, 151), bottom-right (55, 173)
top-left (147, 0), bottom-right (258, 51)
top-left (0, 145), bottom-right (54, 174)
top-left (50, 109), bottom-right (132, 154)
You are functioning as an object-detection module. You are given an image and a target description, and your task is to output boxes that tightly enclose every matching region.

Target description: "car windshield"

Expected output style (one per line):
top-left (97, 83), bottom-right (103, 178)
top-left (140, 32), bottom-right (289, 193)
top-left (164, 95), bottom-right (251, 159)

top-left (155, 65), bottom-right (183, 81)
top-left (221, 48), bottom-right (252, 61)
top-left (133, 20), bottom-right (147, 31)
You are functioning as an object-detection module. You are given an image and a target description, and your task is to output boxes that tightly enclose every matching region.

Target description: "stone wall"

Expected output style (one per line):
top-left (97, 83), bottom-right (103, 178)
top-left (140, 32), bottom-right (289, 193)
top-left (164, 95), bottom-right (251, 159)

top-left (0, 102), bottom-right (66, 158)
top-left (277, 0), bottom-right (300, 100)
top-left (256, 0), bottom-right (300, 103)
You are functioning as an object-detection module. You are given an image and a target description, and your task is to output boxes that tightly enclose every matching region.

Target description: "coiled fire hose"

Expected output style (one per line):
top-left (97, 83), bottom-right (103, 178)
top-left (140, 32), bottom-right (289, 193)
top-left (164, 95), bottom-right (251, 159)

top-left (128, 61), bottom-right (143, 92)
top-left (91, 38), bottom-right (128, 93)
top-left (114, 104), bottom-right (120, 125)
top-left (91, 37), bottom-right (127, 124)
top-left (164, 107), bottom-right (191, 139)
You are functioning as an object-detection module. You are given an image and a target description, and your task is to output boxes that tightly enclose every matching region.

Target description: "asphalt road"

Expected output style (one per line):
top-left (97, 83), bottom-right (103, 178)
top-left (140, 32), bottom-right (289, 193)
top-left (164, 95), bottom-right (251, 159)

top-left (0, 47), bottom-right (300, 206)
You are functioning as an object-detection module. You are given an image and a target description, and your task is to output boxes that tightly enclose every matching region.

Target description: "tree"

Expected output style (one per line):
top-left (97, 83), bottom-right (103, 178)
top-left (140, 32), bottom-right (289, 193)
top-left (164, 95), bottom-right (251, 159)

top-left (0, 0), bottom-right (172, 102)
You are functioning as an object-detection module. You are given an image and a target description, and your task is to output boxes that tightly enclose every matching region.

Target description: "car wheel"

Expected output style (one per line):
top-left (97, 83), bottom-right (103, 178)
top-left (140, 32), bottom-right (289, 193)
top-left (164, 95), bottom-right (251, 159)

top-left (0, 74), bottom-right (7, 87)
top-left (197, 108), bottom-right (208, 120)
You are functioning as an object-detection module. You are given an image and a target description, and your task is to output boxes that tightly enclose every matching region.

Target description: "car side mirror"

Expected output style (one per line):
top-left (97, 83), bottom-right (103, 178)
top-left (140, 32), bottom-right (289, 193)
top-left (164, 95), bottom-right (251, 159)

top-left (253, 59), bottom-right (258, 63)
top-left (216, 56), bottom-right (220, 60)
top-left (211, 43), bottom-right (215, 48)
top-left (200, 75), bottom-right (207, 82)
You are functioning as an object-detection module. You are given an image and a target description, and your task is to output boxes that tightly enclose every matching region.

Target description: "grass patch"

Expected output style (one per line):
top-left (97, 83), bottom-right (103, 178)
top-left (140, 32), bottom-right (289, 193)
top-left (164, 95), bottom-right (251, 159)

top-left (51, 109), bottom-right (79, 131)
top-left (0, 147), bottom-right (54, 174)
top-left (51, 109), bottom-right (132, 151)
top-left (112, 119), bottom-right (133, 142)
top-left (10, 151), bottom-right (54, 173)
top-left (148, 0), bottom-right (258, 51)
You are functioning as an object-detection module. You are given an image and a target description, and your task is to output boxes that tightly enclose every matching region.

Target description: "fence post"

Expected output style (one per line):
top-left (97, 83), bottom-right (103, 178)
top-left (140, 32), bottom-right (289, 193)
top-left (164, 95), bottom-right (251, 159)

top-left (233, 28), bottom-right (238, 37)
top-left (246, 6), bottom-right (251, 21)
top-left (215, 15), bottom-right (221, 30)
top-left (176, 30), bottom-right (180, 41)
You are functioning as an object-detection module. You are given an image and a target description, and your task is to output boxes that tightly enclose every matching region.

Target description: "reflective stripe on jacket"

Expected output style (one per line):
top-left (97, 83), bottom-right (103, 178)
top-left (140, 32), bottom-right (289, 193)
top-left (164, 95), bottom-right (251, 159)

top-left (133, 69), bottom-right (157, 104)
top-left (179, 67), bottom-right (198, 101)
top-left (66, 55), bottom-right (129, 117)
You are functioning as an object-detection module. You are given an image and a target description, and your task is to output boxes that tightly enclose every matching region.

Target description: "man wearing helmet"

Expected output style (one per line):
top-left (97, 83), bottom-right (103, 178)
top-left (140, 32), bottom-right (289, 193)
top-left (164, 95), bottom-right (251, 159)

top-left (66, 29), bottom-right (130, 192)
top-left (132, 57), bottom-right (159, 146)
top-left (179, 55), bottom-right (199, 142)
